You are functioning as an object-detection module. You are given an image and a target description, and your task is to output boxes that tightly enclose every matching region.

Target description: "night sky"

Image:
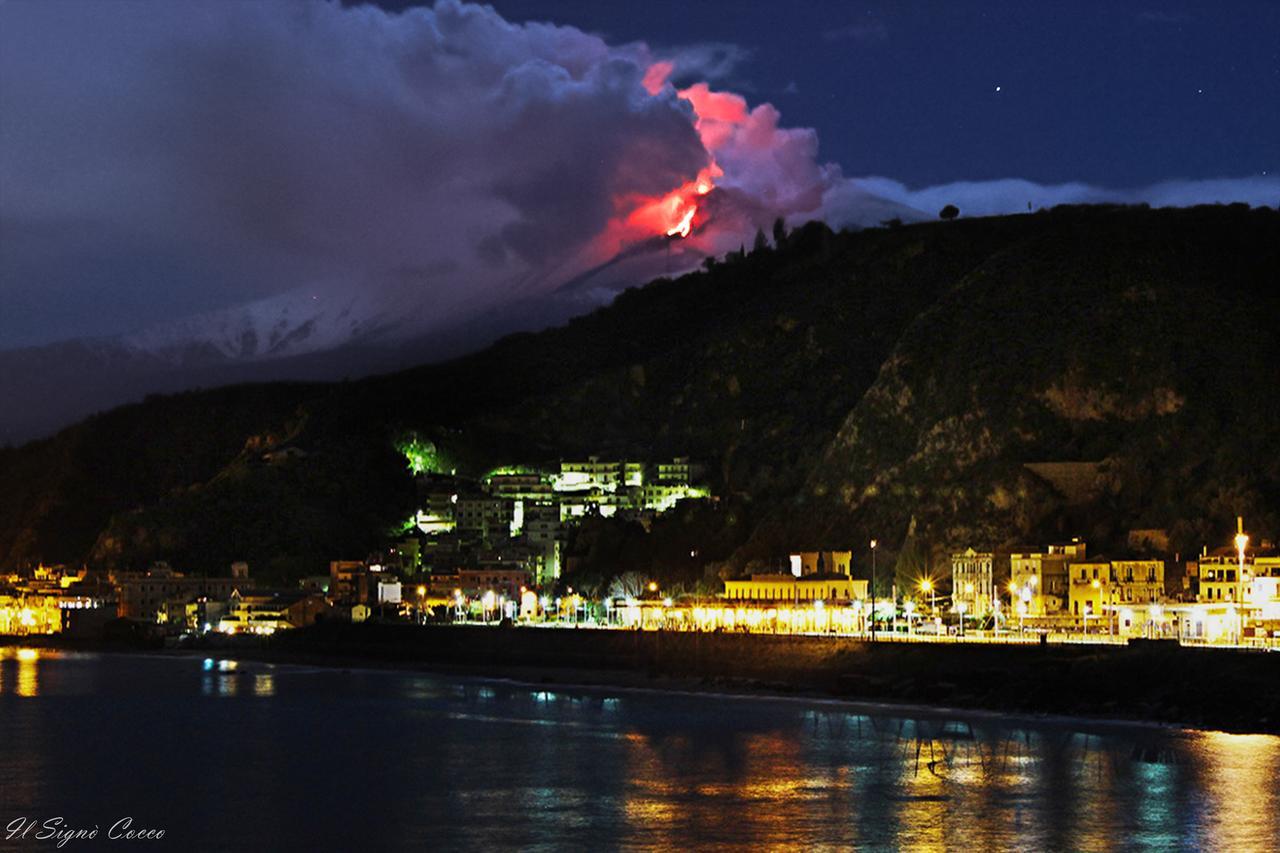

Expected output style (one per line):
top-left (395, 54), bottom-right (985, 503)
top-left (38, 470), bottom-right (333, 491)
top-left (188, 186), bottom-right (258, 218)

top-left (1, 0), bottom-right (1276, 351)
top-left (481, 0), bottom-right (1279, 188)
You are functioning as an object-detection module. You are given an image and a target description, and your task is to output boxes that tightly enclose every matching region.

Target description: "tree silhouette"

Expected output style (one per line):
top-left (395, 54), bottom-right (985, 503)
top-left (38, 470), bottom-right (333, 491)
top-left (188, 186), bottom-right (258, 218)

top-left (752, 228), bottom-right (769, 254)
top-left (939, 204), bottom-right (960, 220)
top-left (772, 217), bottom-right (788, 248)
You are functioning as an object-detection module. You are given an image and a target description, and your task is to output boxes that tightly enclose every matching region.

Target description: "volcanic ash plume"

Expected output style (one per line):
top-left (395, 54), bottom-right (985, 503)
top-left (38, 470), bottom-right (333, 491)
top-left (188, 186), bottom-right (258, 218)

top-left (0, 0), bottom-right (849, 347)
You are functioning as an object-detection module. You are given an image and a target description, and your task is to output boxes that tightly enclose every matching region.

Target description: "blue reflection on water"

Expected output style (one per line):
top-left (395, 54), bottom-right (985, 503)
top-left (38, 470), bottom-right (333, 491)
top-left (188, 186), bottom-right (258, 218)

top-left (0, 648), bottom-right (1276, 851)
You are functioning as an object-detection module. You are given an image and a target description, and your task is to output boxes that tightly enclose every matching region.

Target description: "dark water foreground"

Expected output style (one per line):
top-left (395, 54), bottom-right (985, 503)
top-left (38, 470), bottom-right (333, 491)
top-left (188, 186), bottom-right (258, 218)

top-left (260, 623), bottom-right (1280, 734)
top-left (2, 647), bottom-right (1278, 851)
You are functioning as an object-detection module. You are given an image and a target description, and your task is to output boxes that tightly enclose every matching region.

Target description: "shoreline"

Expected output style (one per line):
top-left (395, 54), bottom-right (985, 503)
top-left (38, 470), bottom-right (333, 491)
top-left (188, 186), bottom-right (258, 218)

top-left (7, 626), bottom-right (1279, 736)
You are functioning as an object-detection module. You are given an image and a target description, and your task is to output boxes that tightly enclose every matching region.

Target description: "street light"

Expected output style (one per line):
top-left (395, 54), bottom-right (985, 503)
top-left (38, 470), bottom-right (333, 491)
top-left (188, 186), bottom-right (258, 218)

top-left (870, 539), bottom-right (878, 642)
top-left (920, 579), bottom-right (935, 617)
top-left (1235, 516), bottom-right (1249, 644)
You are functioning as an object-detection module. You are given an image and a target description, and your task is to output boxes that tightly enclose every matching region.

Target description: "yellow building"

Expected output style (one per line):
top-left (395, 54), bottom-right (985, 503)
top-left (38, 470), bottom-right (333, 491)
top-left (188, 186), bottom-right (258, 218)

top-left (1195, 554), bottom-right (1280, 641)
top-left (724, 574), bottom-right (868, 604)
top-left (0, 594), bottom-right (62, 635)
top-left (216, 590), bottom-right (327, 635)
top-left (792, 551), bottom-right (853, 577)
top-left (1198, 555), bottom-right (1246, 604)
top-left (951, 548), bottom-right (996, 616)
top-left (1010, 541), bottom-right (1085, 617)
top-left (1068, 559), bottom-right (1164, 628)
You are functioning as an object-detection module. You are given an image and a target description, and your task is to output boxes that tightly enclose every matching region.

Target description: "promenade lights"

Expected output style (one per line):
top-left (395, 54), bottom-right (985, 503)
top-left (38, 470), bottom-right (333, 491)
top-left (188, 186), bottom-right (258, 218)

top-left (920, 579), bottom-right (936, 617)
top-left (870, 539), bottom-right (878, 642)
top-left (1235, 517), bottom-right (1249, 643)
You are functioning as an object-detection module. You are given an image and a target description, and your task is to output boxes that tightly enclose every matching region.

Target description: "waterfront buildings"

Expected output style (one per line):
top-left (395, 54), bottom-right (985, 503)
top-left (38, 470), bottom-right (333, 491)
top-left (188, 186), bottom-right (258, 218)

top-left (951, 548), bottom-right (996, 617)
top-left (0, 592), bottom-right (61, 635)
top-left (1067, 558), bottom-right (1164, 629)
top-left (725, 551), bottom-right (868, 604)
top-left (216, 590), bottom-right (328, 635)
top-left (115, 562), bottom-right (246, 621)
top-left (1010, 541), bottom-right (1085, 618)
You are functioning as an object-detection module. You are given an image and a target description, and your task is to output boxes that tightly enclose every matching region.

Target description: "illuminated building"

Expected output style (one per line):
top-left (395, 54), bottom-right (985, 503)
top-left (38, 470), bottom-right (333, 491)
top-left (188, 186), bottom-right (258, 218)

top-left (0, 594), bottom-right (62, 635)
top-left (1194, 551), bottom-right (1280, 640)
top-left (1068, 559), bottom-right (1165, 630)
top-left (1198, 555), bottom-right (1247, 603)
top-left (724, 575), bottom-right (868, 603)
top-left (554, 457), bottom-right (643, 492)
top-left (725, 553), bottom-right (866, 604)
top-left (788, 551), bottom-right (852, 576)
top-left (215, 590), bottom-right (328, 635)
top-left (483, 469), bottom-right (554, 503)
top-left (1010, 540), bottom-right (1085, 618)
top-left (950, 548), bottom-right (996, 616)
top-left (552, 457), bottom-right (706, 514)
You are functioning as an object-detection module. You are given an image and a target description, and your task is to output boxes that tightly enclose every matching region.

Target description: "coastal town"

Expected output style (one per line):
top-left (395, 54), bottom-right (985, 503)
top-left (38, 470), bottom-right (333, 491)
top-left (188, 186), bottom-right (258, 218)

top-left (2, 445), bottom-right (1275, 650)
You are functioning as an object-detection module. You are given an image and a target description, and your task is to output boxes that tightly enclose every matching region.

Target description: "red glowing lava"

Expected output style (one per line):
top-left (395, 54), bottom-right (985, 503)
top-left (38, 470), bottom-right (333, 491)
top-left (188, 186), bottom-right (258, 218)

top-left (628, 62), bottom-right (737, 239)
top-left (623, 163), bottom-right (719, 240)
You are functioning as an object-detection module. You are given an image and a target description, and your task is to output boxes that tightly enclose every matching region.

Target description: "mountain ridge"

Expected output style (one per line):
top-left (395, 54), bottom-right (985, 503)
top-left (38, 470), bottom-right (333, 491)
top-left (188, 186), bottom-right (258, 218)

top-left (2, 204), bottom-right (1276, 584)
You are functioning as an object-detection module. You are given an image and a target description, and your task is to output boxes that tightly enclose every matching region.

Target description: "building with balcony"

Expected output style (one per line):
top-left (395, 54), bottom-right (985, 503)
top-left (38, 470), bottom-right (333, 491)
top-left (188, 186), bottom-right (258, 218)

top-left (724, 573), bottom-right (868, 604)
top-left (1010, 540), bottom-right (1085, 618)
top-left (951, 548), bottom-right (996, 616)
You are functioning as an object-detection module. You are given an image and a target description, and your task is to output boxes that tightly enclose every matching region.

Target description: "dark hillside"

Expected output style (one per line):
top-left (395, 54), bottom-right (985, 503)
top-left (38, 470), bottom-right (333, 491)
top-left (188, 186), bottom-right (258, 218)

top-left (1, 204), bottom-right (1275, 583)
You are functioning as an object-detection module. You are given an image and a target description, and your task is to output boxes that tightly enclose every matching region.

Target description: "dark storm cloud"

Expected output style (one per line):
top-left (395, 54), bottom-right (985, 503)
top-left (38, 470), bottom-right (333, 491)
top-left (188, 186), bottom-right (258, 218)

top-left (0, 0), bottom-right (707, 347)
top-left (1, 0), bottom-right (1274, 351)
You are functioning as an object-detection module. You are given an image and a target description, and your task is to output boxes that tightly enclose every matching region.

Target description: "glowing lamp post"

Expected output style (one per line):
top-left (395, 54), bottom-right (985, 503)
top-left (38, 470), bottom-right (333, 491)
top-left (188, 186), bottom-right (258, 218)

top-left (920, 579), bottom-right (935, 618)
top-left (870, 539), bottom-right (878, 642)
top-left (1235, 517), bottom-right (1249, 644)
top-left (1090, 579), bottom-right (1100, 636)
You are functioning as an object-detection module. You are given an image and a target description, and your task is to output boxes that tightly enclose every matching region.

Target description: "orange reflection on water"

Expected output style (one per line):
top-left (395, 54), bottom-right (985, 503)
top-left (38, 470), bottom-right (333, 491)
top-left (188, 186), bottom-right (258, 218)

top-left (1190, 730), bottom-right (1280, 849)
top-left (0, 646), bottom-right (45, 696)
top-left (620, 728), bottom-right (861, 848)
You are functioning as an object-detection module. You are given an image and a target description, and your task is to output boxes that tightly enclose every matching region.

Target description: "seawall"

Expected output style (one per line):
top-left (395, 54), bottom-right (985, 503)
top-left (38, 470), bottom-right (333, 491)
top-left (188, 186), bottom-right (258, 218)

top-left (266, 623), bottom-right (1280, 733)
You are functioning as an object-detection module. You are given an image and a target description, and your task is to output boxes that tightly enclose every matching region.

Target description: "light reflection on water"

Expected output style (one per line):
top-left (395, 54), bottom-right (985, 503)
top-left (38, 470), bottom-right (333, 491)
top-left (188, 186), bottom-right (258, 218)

top-left (0, 648), bottom-right (1277, 851)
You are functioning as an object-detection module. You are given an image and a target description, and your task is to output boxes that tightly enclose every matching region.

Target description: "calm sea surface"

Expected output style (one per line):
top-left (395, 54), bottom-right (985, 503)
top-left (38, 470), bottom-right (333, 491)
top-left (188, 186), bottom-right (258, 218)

top-left (1, 647), bottom-right (1278, 852)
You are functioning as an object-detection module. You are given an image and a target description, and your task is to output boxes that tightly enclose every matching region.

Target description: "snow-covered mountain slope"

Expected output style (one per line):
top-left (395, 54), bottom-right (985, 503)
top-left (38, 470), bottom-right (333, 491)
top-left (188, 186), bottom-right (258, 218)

top-left (118, 282), bottom-right (428, 364)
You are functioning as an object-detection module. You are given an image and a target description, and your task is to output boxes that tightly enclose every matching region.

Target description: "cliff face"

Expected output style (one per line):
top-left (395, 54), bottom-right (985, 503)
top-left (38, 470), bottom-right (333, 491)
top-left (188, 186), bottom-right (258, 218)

top-left (799, 206), bottom-right (1280, 565)
top-left (1, 204), bottom-right (1277, 579)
